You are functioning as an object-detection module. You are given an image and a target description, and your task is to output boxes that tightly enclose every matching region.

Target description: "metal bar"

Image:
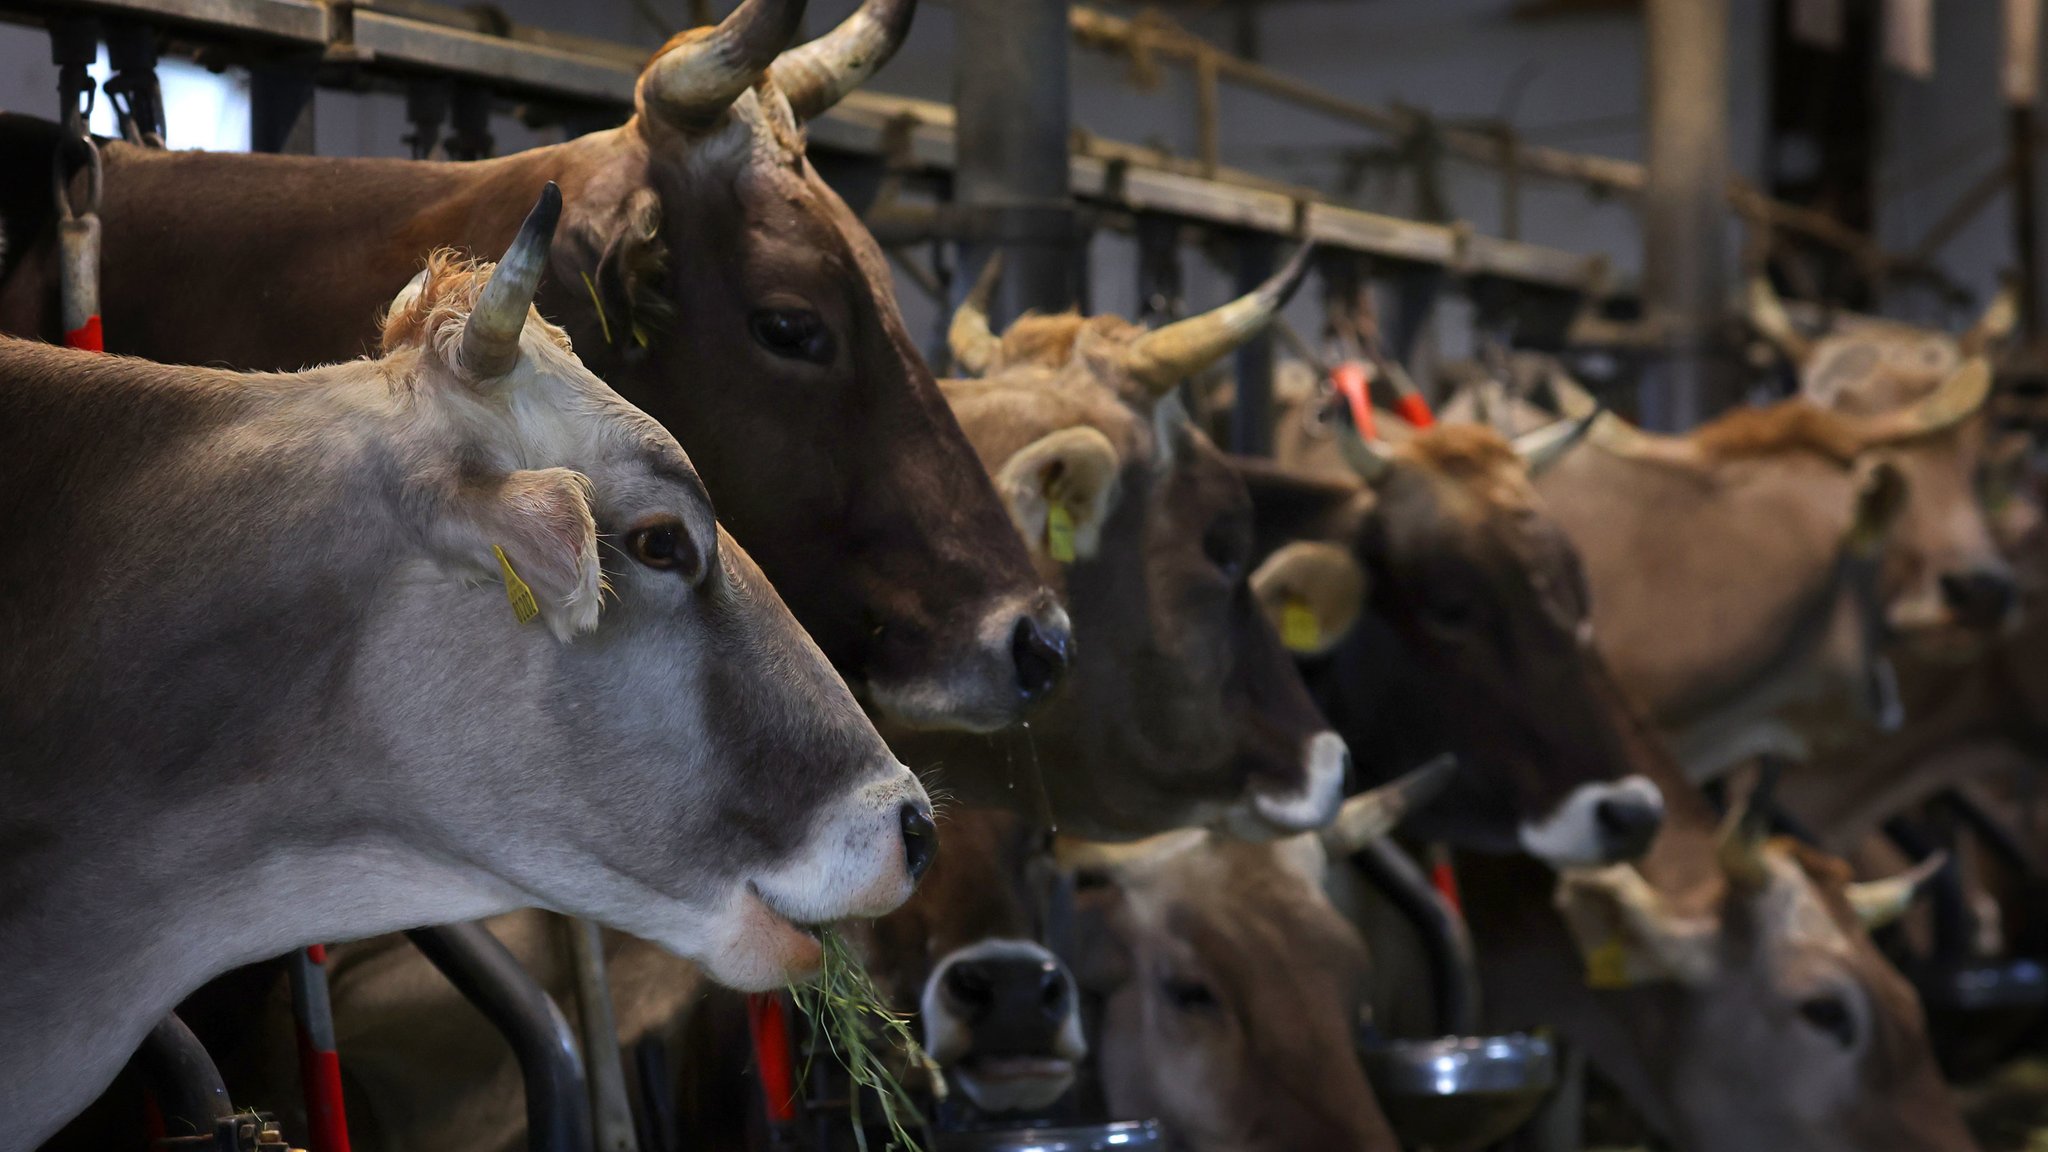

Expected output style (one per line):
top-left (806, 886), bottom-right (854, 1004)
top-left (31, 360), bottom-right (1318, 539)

top-left (249, 57), bottom-right (316, 154)
top-left (954, 0), bottom-right (1076, 319)
top-left (563, 917), bottom-right (639, 1152)
top-left (1351, 838), bottom-right (1480, 1035)
top-left (349, 11), bottom-right (636, 105)
top-left (2014, 103), bottom-right (2043, 342)
top-left (407, 922), bottom-right (594, 1152)
top-left (1230, 232), bottom-right (1277, 455)
top-left (134, 1014), bottom-right (236, 1138)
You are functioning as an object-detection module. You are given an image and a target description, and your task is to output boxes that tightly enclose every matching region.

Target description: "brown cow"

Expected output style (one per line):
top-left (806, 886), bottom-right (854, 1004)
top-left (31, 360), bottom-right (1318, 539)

top-left (0, 0), bottom-right (1068, 734)
top-left (1061, 813), bottom-right (1410, 1152)
top-left (1748, 279), bottom-right (2018, 645)
top-left (1463, 747), bottom-right (1976, 1152)
top-left (894, 252), bottom-right (1349, 837)
top-left (1465, 361), bottom-right (1998, 777)
top-left (1237, 419), bottom-right (1667, 867)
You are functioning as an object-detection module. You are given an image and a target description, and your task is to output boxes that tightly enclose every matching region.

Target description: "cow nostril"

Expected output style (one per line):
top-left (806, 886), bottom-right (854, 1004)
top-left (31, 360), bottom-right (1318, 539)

top-left (900, 803), bottom-right (938, 883)
top-left (945, 962), bottom-right (995, 1013)
top-left (1011, 614), bottom-right (1071, 704)
top-left (1040, 968), bottom-right (1068, 1015)
top-left (1595, 796), bottom-right (1662, 854)
top-left (1940, 570), bottom-right (2017, 628)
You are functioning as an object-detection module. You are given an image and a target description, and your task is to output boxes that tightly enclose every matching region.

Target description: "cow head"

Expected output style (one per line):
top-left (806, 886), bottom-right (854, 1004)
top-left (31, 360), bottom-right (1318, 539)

top-left (374, 186), bottom-right (933, 992)
top-left (530, 0), bottom-right (1066, 734)
top-left (850, 807), bottom-right (1085, 1116)
top-left (1240, 420), bottom-right (1665, 867)
top-left (1750, 279), bottom-right (2017, 650)
top-left (1061, 800), bottom-right (1406, 1152)
top-left (1556, 821), bottom-right (1973, 1152)
top-left (933, 250), bottom-right (1348, 837)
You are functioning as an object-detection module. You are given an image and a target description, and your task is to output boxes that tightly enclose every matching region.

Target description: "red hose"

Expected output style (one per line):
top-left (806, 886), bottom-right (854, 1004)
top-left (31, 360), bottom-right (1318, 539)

top-left (747, 992), bottom-right (801, 1124)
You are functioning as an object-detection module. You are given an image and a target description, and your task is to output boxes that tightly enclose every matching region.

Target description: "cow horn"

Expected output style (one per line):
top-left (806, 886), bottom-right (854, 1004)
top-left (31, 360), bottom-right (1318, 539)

top-left (1123, 243), bottom-right (1315, 395)
top-left (1747, 275), bottom-right (1814, 365)
top-left (1844, 851), bottom-right (1946, 930)
top-left (770, 0), bottom-right (916, 121)
top-left (1511, 404), bottom-right (1601, 476)
top-left (948, 253), bottom-right (1004, 375)
top-left (1860, 357), bottom-right (1993, 445)
top-left (1320, 754), bottom-right (1458, 855)
top-left (1715, 766), bottom-right (1779, 892)
top-left (638, 0), bottom-right (807, 128)
top-left (459, 181), bottom-right (563, 381)
top-left (1961, 285), bottom-right (2020, 357)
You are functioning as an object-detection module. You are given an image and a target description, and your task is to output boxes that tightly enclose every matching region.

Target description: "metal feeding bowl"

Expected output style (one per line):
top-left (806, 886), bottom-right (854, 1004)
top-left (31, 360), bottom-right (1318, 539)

top-left (1360, 1032), bottom-right (1558, 1152)
top-left (933, 1121), bottom-right (1164, 1152)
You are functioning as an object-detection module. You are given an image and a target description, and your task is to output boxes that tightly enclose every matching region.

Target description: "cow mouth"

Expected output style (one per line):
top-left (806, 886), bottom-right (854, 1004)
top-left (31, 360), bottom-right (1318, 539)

top-left (952, 1056), bottom-right (1078, 1113)
top-left (747, 883), bottom-right (827, 971)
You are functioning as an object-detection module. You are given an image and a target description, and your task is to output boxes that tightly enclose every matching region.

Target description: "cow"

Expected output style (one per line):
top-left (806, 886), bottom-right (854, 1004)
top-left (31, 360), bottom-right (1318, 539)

top-left (0, 188), bottom-right (933, 1150)
top-left (894, 250), bottom-right (1350, 837)
top-left (1055, 774), bottom-right (1447, 1152)
top-left (1450, 358), bottom-right (1999, 778)
top-left (1235, 415), bottom-right (1668, 867)
top-left (0, 0), bottom-right (1069, 736)
top-left (1748, 278), bottom-right (2018, 644)
top-left (1462, 742), bottom-right (1977, 1152)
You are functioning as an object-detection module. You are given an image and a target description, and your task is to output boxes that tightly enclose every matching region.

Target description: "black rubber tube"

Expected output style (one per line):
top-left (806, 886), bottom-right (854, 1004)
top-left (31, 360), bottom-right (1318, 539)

top-left (407, 922), bottom-right (593, 1152)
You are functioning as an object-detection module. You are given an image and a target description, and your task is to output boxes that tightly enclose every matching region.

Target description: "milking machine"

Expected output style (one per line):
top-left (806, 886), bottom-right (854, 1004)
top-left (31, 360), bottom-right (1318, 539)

top-left (1352, 839), bottom-right (1559, 1152)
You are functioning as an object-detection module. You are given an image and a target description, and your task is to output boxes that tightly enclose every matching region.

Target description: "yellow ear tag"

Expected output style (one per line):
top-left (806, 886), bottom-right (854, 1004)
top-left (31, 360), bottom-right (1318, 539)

top-left (1281, 596), bottom-right (1321, 653)
top-left (1585, 937), bottom-right (1631, 990)
top-left (1046, 503), bottom-right (1077, 564)
top-left (493, 545), bottom-right (541, 626)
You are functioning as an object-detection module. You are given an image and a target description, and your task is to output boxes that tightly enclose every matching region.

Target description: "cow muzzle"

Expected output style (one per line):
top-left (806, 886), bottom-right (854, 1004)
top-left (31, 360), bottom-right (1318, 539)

top-left (1243, 731), bottom-right (1350, 835)
top-left (923, 938), bottom-right (1087, 1114)
top-left (706, 759), bottom-right (934, 990)
top-left (867, 592), bottom-right (1073, 733)
top-left (1517, 775), bottom-right (1665, 867)
top-left (1938, 567), bottom-right (2018, 632)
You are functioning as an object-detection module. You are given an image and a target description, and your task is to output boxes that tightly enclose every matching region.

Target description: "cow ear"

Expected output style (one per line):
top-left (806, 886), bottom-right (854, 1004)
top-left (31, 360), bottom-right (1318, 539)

top-left (437, 467), bottom-right (604, 642)
top-left (1250, 541), bottom-right (1367, 656)
top-left (1554, 864), bottom-right (1718, 989)
top-left (587, 187), bottom-right (671, 362)
top-left (995, 427), bottom-right (1124, 564)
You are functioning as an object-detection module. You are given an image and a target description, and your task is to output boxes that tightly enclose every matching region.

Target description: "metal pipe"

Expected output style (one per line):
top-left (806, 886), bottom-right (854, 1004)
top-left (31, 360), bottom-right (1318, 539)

top-left (1351, 838), bottom-right (1480, 1036)
top-left (1230, 234), bottom-right (1278, 455)
top-left (408, 922), bottom-right (594, 1152)
top-left (954, 0), bottom-right (1075, 320)
top-left (564, 917), bottom-right (639, 1152)
top-left (135, 1014), bottom-right (235, 1139)
top-left (1641, 0), bottom-right (1735, 430)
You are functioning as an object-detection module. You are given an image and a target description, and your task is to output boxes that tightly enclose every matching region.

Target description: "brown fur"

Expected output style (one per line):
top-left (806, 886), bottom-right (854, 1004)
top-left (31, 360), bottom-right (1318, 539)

top-left (377, 250), bottom-right (575, 359)
top-left (1690, 399), bottom-right (1865, 467)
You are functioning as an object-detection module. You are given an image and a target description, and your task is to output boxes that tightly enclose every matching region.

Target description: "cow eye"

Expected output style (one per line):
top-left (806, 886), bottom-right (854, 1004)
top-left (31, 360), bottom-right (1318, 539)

top-left (749, 308), bottom-right (835, 364)
top-left (1161, 975), bottom-right (1219, 1012)
top-left (1796, 994), bottom-right (1856, 1049)
top-left (628, 519), bottom-right (702, 581)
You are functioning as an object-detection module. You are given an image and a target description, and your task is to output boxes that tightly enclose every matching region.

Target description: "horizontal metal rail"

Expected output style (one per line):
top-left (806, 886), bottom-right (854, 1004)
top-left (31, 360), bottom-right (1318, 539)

top-left (0, 0), bottom-right (1606, 293)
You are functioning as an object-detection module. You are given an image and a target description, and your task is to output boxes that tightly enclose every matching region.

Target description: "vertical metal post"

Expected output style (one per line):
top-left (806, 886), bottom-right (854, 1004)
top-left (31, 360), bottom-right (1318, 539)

top-left (2012, 0), bottom-right (2046, 343)
top-left (1231, 233), bottom-right (1278, 455)
top-left (1641, 0), bottom-right (1736, 430)
top-left (953, 0), bottom-right (1074, 323)
top-left (251, 60), bottom-right (317, 154)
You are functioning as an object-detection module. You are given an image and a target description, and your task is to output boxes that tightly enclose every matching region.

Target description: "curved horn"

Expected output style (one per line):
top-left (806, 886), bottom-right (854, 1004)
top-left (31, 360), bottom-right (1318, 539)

top-left (1320, 754), bottom-right (1458, 855)
top-left (638, 0), bottom-right (807, 128)
top-left (1747, 275), bottom-right (1814, 366)
top-left (1859, 357), bottom-right (1993, 445)
top-left (770, 0), bottom-right (916, 121)
top-left (1845, 851), bottom-right (1946, 930)
top-left (948, 253), bottom-right (1003, 375)
top-left (459, 182), bottom-right (563, 381)
top-left (1124, 243), bottom-right (1316, 395)
top-left (1056, 828), bottom-right (1208, 876)
top-left (1961, 285), bottom-right (2020, 357)
top-left (1512, 404), bottom-right (1601, 476)
top-left (1715, 766), bottom-right (1779, 892)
